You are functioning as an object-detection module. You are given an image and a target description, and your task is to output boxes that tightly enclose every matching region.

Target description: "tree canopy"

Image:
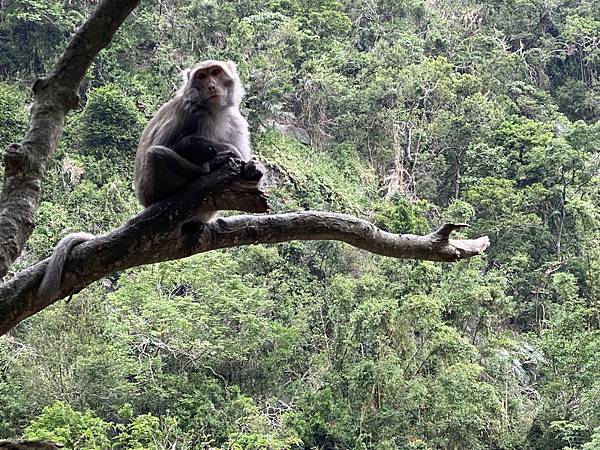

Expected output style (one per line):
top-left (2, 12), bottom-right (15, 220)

top-left (0, 0), bottom-right (599, 449)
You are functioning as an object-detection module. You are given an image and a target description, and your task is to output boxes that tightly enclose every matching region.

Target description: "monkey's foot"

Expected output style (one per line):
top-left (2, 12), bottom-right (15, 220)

top-left (242, 159), bottom-right (265, 182)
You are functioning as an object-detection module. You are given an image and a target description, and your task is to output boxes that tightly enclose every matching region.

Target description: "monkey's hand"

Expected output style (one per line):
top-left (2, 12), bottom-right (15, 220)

top-left (241, 159), bottom-right (266, 182)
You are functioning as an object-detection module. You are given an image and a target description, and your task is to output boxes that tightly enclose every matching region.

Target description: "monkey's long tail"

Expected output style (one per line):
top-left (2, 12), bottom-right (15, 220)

top-left (38, 232), bottom-right (96, 300)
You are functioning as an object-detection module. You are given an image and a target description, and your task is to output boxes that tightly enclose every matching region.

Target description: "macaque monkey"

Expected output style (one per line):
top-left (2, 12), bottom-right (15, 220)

top-left (38, 60), bottom-right (263, 300)
top-left (134, 59), bottom-right (263, 219)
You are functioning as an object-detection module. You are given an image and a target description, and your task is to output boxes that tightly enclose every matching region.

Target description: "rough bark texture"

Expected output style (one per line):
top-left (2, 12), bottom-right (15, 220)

top-left (0, 0), bottom-right (141, 277)
top-left (0, 440), bottom-right (63, 450)
top-left (0, 160), bottom-right (489, 336)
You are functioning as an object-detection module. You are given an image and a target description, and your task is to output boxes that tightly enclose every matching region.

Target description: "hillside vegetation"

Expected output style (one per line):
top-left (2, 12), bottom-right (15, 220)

top-left (0, 0), bottom-right (599, 448)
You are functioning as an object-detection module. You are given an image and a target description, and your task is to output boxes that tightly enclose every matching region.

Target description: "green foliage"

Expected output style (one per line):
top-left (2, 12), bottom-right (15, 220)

top-left (0, 358), bottom-right (30, 437)
top-left (4, 291), bottom-right (137, 417)
top-left (2, 0), bottom-right (599, 448)
top-left (583, 427), bottom-right (600, 450)
top-left (113, 413), bottom-right (162, 450)
top-left (228, 12), bottom-right (308, 118)
top-left (0, 0), bottom-right (86, 75)
top-left (373, 196), bottom-right (431, 234)
top-left (554, 77), bottom-right (600, 122)
top-left (0, 82), bottom-right (28, 148)
top-left (24, 401), bottom-right (112, 449)
top-left (76, 84), bottom-right (144, 175)
top-left (257, 130), bottom-right (377, 212)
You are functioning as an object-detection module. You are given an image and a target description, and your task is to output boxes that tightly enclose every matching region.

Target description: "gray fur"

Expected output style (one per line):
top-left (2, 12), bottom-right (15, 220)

top-left (38, 232), bottom-right (95, 300)
top-left (134, 60), bottom-right (253, 216)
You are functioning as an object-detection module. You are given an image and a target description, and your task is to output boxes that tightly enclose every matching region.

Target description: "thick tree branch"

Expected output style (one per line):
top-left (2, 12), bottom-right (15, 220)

top-left (0, 0), bottom-right (141, 277)
top-left (0, 161), bottom-right (489, 336)
top-left (0, 440), bottom-right (62, 450)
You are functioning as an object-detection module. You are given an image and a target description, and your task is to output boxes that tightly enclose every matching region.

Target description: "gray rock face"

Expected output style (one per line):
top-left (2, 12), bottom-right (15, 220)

top-left (267, 120), bottom-right (311, 145)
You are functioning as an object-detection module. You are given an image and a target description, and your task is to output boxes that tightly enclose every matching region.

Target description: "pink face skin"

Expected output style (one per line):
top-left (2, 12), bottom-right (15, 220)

top-left (190, 65), bottom-right (232, 106)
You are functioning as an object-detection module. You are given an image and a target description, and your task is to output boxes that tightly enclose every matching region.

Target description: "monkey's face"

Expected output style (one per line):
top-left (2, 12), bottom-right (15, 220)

top-left (188, 63), bottom-right (236, 107)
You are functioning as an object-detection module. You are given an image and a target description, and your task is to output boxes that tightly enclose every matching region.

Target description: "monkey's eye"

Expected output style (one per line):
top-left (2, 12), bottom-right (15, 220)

top-left (194, 71), bottom-right (207, 80)
top-left (211, 67), bottom-right (222, 76)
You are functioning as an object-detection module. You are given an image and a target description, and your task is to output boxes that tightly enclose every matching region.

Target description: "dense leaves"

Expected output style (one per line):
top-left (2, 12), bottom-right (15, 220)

top-left (0, 0), bottom-right (599, 448)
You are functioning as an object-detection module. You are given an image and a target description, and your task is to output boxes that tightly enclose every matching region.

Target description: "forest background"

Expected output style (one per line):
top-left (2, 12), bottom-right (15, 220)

top-left (0, 0), bottom-right (599, 448)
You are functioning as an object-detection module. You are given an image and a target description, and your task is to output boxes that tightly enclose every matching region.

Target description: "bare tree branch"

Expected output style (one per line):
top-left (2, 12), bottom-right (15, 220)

top-left (0, 160), bottom-right (489, 336)
top-left (0, 440), bottom-right (63, 450)
top-left (0, 0), bottom-right (141, 277)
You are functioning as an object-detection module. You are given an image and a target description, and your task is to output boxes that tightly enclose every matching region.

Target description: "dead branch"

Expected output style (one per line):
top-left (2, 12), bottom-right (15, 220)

top-left (0, 440), bottom-right (63, 450)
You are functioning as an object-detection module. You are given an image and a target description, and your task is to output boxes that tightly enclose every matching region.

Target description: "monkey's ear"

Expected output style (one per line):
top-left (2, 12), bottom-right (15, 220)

top-left (177, 68), bottom-right (193, 96)
top-left (226, 61), bottom-right (239, 75)
top-left (181, 68), bottom-right (192, 82)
